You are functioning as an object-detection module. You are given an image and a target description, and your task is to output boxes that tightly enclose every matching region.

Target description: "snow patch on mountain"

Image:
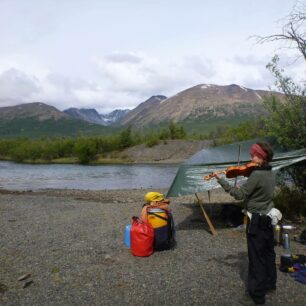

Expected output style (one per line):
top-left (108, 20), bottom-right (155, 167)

top-left (255, 92), bottom-right (263, 100)
top-left (100, 109), bottom-right (130, 125)
top-left (240, 86), bottom-right (248, 92)
top-left (201, 84), bottom-right (213, 89)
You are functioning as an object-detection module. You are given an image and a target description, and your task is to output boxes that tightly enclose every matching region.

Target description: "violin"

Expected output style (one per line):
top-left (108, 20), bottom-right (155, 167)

top-left (204, 162), bottom-right (259, 181)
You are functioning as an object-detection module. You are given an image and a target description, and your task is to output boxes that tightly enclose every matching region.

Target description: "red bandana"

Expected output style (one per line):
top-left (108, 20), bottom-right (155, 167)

top-left (249, 144), bottom-right (268, 161)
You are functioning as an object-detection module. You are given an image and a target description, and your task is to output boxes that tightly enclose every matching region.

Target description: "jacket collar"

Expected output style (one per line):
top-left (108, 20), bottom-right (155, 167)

top-left (254, 164), bottom-right (272, 171)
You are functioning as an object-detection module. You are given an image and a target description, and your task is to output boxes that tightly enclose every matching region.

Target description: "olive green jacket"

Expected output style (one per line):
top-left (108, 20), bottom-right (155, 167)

top-left (217, 166), bottom-right (275, 214)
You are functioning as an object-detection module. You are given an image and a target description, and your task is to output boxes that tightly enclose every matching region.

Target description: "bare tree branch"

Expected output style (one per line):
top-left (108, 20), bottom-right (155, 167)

top-left (252, 2), bottom-right (306, 62)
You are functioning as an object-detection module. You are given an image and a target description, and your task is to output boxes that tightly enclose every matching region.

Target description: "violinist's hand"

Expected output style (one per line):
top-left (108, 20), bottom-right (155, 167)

top-left (212, 172), bottom-right (221, 180)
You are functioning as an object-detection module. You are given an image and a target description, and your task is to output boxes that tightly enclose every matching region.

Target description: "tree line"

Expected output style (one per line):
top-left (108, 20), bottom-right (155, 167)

top-left (0, 117), bottom-right (272, 164)
top-left (0, 122), bottom-right (188, 164)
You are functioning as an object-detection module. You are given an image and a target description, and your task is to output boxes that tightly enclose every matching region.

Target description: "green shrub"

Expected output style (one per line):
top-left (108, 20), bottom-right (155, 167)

top-left (211, 119), bottom-right (267, 146)
top-left (74, 139), bottom-right (97, 164)
top-left (274, 186), bottom-right (306, 221)
top-left (275, 161), bottom-right (306, 220)
top-left (168, 122), bottom-right (186, 139)
top-left (146, 137), bottom-right (160, 147)
top-left (118, 126), bottom-right (133, 149)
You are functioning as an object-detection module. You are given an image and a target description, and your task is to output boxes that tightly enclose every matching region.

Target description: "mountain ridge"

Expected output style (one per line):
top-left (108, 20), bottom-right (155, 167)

top-left (0, 83), bottom-right (284, 138)
top-left (119, 84), bottom-right (282, 126)
top-left (119, 95), bottom-right (167, 125)
top-left (0, 102), bottom-right (68, 121)
top-left (64, 108), bottom-right (107, 126)
top-left (0, 102), bottom-right (112, 138)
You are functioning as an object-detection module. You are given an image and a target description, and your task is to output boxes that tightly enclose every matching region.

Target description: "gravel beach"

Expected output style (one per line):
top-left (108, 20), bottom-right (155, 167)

top-left (1, 188), bottom-right (305, 306)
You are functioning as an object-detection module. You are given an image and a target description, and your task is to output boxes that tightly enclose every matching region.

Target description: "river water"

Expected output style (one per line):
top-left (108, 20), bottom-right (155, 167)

top-left (0, 161), bottom-right (179, 191)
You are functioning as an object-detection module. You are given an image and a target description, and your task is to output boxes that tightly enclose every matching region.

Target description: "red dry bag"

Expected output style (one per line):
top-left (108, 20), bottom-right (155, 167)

top-left (131, 216), bottom-right (154, 257)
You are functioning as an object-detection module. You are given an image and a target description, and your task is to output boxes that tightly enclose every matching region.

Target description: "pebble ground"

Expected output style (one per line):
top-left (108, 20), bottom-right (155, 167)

top-left (1, 189), bottom-right (305, 305)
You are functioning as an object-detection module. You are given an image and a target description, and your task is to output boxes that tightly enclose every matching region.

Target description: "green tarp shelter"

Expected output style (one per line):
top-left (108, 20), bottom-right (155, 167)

top-left (167, 138), bottom-right (306, 197)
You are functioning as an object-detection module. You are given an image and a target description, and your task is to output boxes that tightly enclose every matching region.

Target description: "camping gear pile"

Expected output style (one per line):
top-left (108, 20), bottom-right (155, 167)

top-left (279, 229), bottom-right (306, 285)
top-left (280, 254), bottom-right (306, 284)
top-left (127, 192), bottom-right (176, 257)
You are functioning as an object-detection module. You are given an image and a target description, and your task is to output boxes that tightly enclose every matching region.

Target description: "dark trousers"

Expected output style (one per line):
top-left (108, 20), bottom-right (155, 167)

top-left (246, 214), bottom-right (277, 301)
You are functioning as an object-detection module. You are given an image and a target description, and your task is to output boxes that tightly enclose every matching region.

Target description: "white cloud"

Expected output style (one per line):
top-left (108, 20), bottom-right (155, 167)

top-left (209, 56), bottom-right (275, 90)
top-left (105, 52), bottom-right (143, 64)
top-left (91, 51), bottom-right (217, 104)
top-left (92, 51), bottom-right (164, 93)
top-left (0, 68), bottom-right (40, 104)
top-left (0, 51), bottom-right (302, 113)
top-left (0, 0), bottom-right (301, 113)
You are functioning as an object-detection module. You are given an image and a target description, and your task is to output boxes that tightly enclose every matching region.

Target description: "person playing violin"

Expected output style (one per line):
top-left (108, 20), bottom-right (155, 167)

top-left (212, 142), bottom-right (276, 305)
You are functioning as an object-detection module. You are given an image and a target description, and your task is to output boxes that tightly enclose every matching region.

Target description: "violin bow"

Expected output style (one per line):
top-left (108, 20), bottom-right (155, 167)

top-left (234, 144), bottom-right (241, 187)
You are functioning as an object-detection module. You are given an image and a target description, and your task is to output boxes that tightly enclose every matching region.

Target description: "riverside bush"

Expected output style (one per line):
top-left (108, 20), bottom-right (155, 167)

top-left (275, 161), bottom-right (306, 220)
top-left (146, 136), bottom-right (160, 147)
top-left (0, 122), bottom-right (188, 163)
top-left (274, 186), bottom-right (306, 220)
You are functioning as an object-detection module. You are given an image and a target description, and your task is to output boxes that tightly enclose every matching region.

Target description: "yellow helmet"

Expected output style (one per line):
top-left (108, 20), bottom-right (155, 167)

top-left (145, 192), bottom-right (165, 203)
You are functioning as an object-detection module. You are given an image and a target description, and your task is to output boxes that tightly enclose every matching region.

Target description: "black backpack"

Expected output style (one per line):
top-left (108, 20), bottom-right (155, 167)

top-left (149, 210), bottom-right (176, 251)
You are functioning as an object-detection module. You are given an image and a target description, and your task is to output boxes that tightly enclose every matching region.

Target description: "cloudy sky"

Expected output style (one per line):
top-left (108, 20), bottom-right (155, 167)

top-left (0, 0), bottom-right (304, 113)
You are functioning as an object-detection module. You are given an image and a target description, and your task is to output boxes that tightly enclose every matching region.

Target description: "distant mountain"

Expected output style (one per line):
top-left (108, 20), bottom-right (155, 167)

top-left (0, 102), bottom-right (112, 138)
top-left (0, 102), bottom-right (68, 121)
top-left (0, 84), bottom-right (284, 138)
top-left (100, 109), bottom-right (130, 125)
top-left (64, 108), bottom-right (107, 126)
top-left (119, 95), bottom-right (167, 125)
top-left (119, 84), bottom-right (282, 126)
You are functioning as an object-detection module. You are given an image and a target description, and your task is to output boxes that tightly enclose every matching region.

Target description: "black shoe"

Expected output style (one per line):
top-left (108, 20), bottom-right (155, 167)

top-left (240, 294), bottom-right (265, 305)
top-left (265, 285), bottom-right (276, 294)
top-left (239, 295), bottom-right (257, 305)
top-left (250, 294), bottom-right (265, 305)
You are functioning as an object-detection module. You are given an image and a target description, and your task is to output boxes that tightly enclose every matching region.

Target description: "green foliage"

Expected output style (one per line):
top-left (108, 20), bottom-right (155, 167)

top-left (274, 161), bottom-right (306, 215)
top-left (168, 122), bottom-right (186, 139)
top-left (209, 119), bottom-right (267, 146)
top-left (0, 125), bottom-right (138, 163)
top-left (74, 138), bottom-right (97, 164)
top-left (118, 126), bottom-right (133, 149)
top-left (180, 114), bottom-right (258, 139)
top-left (0, 120), bottom-right (190, 163)
top-left (145, 135), bottom-right (160, 147)
top-left (274, 186), bottom-right (306, 220)
top-left (264, 56), bottom-right (306, 204)
top-left (158, 127), bottom-right (170, 140)
top-left (0, 117), bottom-right (116, 139)
top-left (10, 141), bottom-right (31, 162)
top-left (264, 55), bottom-right (306, 149)
top-left (141, 122), bottom-right (186, 146)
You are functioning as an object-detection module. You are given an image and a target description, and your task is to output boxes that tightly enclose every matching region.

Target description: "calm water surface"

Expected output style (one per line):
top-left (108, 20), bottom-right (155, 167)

top-left (0, 161), bottom-right (179, 191)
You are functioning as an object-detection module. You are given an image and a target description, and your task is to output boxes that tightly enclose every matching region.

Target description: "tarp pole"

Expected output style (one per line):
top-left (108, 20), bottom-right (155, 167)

top-left (234, 144), bottom-right (242, 187)
top-left (207, 190), bottom-right (213, 217)
top-left (195, 193), bottom-right (217, 236)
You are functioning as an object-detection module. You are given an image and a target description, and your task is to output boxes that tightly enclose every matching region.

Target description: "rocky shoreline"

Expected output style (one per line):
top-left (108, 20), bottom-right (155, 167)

top-left (1, 188), bottom-right (306, 305)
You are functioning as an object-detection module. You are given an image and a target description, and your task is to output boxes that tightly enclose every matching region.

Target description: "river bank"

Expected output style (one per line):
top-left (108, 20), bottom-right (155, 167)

top-left (1, 188), bottom-right (306, 305)
top-left (0, 162), bottom-right (178, 191)
top-left (0, 139), bottom-right (212, 165)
